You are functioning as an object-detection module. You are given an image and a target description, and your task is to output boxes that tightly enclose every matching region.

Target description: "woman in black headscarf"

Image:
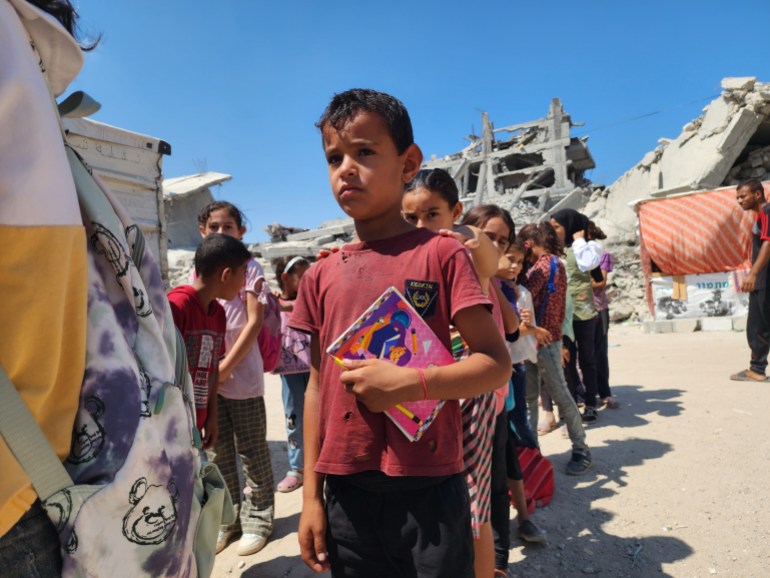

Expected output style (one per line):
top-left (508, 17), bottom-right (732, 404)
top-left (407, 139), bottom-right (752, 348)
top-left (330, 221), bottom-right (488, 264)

top-left (550, 209), bottom-right (604, 422)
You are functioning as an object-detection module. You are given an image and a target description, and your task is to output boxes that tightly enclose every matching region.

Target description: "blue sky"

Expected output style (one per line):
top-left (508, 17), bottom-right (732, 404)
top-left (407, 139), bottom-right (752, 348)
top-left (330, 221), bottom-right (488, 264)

top-left (71, 0), bottom-right (770, 243)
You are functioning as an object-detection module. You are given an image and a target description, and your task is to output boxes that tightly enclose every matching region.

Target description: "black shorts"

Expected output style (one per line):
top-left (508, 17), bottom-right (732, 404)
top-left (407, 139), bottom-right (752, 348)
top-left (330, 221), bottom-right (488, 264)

top-left (505, 411), bottom-right (523, 481)
top-left (324, 473), bottom-right (474, 578)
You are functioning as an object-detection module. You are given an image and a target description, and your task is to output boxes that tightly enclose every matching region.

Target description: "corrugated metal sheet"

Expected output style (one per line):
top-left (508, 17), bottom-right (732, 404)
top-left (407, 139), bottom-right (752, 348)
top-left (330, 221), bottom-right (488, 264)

top-left (63, 118), bottom-right (171, 280)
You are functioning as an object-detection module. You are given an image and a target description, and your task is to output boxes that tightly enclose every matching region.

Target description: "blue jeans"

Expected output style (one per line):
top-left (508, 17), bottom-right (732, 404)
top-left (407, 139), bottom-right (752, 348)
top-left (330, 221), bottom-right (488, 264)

top-left (525, 342), bottom-right (587, 453)
top-left (510, 363), bottom-right (538, 449)
top-left (0, 501), bottom-right (61, 578)
top-left (281, 372), bottom-right (309, 472)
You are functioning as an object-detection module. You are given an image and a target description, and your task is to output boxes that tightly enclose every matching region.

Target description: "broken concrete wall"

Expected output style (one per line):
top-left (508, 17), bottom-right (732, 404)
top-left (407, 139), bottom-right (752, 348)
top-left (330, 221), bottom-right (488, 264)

top-left (585, 77), bottom-right (770, 321)
top-left (423, 100), bottom-right (598, 224)
top-left (585, 77), bottom-right (770, 244)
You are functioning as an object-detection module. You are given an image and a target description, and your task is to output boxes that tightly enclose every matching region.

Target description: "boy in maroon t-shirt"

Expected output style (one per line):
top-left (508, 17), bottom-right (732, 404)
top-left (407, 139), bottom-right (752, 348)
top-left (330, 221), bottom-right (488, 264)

top-left (289, 89), bottom-right (511, 578)
top-left (168, 233), bottom-right (250, 448)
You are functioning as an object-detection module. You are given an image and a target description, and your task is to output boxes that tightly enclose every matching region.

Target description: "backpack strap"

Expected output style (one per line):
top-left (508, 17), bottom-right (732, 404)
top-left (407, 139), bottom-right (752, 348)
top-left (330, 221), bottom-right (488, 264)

top-left (0, 364), bottom-right (74, 501)
top-left (536, 256), bottom-right (558, 324)
top-left (126, 224), bottom-right (146, 274)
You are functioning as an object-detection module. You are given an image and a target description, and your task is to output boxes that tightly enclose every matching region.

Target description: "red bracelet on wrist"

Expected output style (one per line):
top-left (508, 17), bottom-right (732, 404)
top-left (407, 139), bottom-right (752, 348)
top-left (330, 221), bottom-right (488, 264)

top-left (418, 368), bottom-right (428, 400)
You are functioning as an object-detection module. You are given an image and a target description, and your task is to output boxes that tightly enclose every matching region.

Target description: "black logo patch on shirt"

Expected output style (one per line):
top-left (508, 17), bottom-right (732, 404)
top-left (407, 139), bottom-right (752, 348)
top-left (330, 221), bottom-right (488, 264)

top-left (405, 280), bottom-right (439, 319)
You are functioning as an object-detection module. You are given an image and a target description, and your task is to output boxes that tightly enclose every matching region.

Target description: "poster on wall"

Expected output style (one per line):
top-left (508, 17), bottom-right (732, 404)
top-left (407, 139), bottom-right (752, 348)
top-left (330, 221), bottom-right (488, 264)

top-left (650, 271), bottom-right (749, 321)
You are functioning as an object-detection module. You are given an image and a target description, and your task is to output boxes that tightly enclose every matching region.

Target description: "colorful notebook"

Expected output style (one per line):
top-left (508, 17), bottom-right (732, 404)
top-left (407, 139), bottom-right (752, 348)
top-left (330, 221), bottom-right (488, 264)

top-left (326, 286), bottom-right (455, 441)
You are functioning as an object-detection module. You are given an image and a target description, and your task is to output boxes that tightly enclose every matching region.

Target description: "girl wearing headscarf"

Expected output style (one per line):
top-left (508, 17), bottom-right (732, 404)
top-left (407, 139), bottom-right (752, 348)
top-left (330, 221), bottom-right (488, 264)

top-left (550, 209), bottom-right (604, 422)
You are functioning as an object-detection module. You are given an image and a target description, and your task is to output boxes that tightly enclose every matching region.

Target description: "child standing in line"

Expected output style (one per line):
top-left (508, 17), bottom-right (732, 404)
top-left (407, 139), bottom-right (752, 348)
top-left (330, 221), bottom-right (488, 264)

top-left (550, 209), bottom-right (604, 422)
top-left (588, 222), bottom-right (618, 408)
top-left (273, 255), bottom-right (312, 493)
top-left (500, 239), bottom-right (549, 448)
top-left (168, 233), bottom-right (252, 448)
top-left (197, 201), bottom-right (275, 557)
top-left (290, 89), bottom-right (511, 578)
top-left (496, 238), bottom-right (549, 551)
top-left (460, 205), bottom-right (536, 577)
top-left (517, 223), bottom-right (592, 476)
top-left (403, 173), bottom-right (516, 578)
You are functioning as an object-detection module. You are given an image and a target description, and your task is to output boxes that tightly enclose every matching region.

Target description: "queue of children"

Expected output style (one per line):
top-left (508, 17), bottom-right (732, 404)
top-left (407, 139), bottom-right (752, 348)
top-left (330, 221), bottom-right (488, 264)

top-left (162, 90), bottom-right (617, 578)
top-left (2, 1), bottom-right (624, 574)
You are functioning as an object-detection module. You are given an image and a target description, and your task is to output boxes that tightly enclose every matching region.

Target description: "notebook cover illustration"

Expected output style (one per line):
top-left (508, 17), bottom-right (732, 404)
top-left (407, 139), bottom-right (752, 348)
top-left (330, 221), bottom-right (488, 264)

top-left (326, 286), bottom-right (454, 441)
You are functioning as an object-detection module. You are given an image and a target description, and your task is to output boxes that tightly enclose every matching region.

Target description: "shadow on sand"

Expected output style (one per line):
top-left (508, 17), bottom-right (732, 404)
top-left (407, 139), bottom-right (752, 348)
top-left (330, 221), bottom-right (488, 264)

top-left (509, 384), bottom-right (693, 576)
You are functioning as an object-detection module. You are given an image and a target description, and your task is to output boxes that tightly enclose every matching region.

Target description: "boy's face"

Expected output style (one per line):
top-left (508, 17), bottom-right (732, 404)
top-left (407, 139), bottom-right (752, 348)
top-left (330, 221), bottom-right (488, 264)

top-left (737, 186), bottom-right (764, 212)
top-left (322, 111), bottom-right (422, 223)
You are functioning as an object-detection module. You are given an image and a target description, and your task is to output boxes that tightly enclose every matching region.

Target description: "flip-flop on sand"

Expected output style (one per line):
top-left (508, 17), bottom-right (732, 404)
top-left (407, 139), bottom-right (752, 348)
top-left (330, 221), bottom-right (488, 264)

top-left (730, 369), bottom-right (769, 382)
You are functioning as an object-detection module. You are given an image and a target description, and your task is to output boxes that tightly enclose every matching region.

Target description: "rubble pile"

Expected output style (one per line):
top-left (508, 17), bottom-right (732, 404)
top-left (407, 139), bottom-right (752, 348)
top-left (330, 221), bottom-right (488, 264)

top-left (604, 245), bottom-right (647, 323)
top-left (726, 143), bottom-right (770, 184)
top-left (586, 77), bottom-right (770, 244)
top-left (586, 76), bottom-right (770, 321)
top-left (423, 99), bottom-right (597, 220)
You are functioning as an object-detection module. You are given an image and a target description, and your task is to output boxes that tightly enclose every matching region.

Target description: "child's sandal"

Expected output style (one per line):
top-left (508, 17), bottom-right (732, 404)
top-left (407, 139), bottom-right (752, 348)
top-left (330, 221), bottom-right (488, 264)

top-left (277, 471), bottom-right (303, 493)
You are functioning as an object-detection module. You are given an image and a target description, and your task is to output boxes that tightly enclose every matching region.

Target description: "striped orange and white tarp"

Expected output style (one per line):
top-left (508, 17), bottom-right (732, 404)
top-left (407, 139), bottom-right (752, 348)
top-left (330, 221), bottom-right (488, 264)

top-left (638, 183), bottom-right (770, 276)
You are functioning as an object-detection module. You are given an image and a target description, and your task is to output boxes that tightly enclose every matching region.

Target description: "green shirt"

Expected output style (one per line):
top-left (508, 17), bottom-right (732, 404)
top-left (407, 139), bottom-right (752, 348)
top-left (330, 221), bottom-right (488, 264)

top-left (564, 247), bottom-right (598, 321)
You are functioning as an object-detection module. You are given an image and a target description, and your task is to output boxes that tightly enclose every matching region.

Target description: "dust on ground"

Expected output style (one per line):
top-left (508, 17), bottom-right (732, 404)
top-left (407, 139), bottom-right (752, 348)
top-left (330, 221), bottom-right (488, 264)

top-left (212, 326), bottom-right (770, 578)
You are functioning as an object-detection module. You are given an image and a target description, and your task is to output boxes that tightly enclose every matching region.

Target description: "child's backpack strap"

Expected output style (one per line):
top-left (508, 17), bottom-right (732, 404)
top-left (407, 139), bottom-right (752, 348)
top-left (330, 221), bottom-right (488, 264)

top-left (536, 256), bottom-right (558, 324)
top-left (0, 363), bottom-right (73, 502)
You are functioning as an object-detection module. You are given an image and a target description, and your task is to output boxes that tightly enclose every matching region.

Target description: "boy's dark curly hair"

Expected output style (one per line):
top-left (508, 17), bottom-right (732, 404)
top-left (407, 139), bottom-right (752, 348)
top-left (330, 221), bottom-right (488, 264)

top-left (316, 89), bottom-right (414, 155)
top-left (194, 233), bottom-right (250, 279)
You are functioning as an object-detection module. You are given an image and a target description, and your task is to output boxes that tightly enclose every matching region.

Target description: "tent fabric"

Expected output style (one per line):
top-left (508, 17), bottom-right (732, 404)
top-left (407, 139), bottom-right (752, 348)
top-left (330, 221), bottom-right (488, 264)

top-left (637, 185), bottom-right (769, 276)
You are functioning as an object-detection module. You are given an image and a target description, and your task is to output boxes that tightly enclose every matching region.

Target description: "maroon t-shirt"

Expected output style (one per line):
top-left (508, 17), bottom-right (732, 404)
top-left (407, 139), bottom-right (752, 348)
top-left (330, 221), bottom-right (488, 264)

top-left (289, 228), bottom-right (491, 477)
top-left (167, 285), bottom-right (226, 428)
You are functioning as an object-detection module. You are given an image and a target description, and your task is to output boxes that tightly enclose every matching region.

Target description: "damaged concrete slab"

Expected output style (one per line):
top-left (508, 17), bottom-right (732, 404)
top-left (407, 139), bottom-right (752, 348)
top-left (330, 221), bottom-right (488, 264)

top-left (585, 76), bottom-right (770, 244)
top-left (253, 99), bottom-right (600, 264)
top-left (422, 99), bottom-right (599, 223)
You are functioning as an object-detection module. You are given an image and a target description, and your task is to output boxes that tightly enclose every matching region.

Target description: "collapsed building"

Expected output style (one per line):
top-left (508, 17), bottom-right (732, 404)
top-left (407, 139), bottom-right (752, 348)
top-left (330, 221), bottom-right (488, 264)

top-left (585, 77), bottom-right (770, 326)
top-left (422, 98), bottom-right (598, 222)
top-left (158, 77), bottom-right (770, 329)
top-left (257, 99), bottom-right (598, 264)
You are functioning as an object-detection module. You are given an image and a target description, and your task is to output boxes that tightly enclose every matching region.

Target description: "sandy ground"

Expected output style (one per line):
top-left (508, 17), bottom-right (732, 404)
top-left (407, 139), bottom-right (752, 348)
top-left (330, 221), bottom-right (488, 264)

top-left (211, 325), bottom-right (770, 578)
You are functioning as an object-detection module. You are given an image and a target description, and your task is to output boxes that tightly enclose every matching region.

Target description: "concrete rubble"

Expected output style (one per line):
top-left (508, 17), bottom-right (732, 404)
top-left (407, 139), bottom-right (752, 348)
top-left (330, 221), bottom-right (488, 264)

top-left (585, 76), bottom-right (770, 323)
top-left (585, 76), bottom-right (770, 244)
top-left (422, 99), bottom-right (599, 223)
top-left (248, 99), bottom-right (600, 278)
top-left (168, 78), bottom-right (770, 327)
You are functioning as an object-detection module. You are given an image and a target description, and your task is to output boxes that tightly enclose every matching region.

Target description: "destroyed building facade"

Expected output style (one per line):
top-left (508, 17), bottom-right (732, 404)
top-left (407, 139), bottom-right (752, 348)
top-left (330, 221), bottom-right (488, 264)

top-left (256, 99), bottom-right (598, 263)
top-left (586, 77), bottom-right (770, 244)
top-left (585, 77), bottom-right (770, 325)
top-left (423, 99), bottom-right (597, 222)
